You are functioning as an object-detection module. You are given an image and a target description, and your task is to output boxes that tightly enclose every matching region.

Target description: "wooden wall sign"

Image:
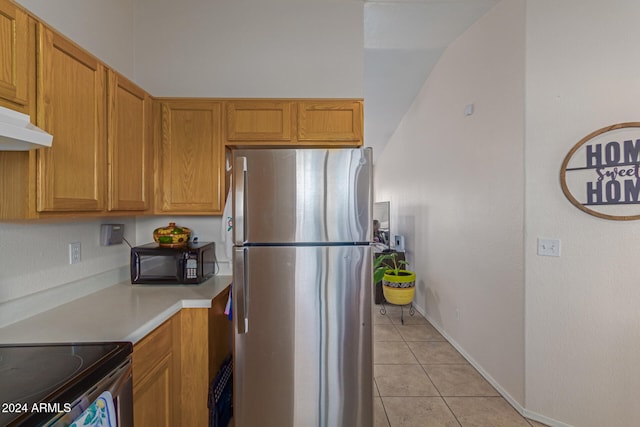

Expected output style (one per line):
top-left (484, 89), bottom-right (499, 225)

top-left (561, 123), bottom-right (640, 220)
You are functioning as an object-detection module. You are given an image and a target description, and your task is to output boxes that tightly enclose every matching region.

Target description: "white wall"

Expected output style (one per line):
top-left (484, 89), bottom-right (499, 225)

top-left (374, 0), bottom-right (526, 407)
top-left (525, 1), bottom-right (640, 426)
top-left (133, 0), bottom-right (364, 98)
top-left (0, 218), bottom-right (137, 326)
top-left (15, 0), bottom-right (135, 78)
top-left (1, 0), bottom-right (363, 325)
top-left (1, 1), bottom-right (137, 327)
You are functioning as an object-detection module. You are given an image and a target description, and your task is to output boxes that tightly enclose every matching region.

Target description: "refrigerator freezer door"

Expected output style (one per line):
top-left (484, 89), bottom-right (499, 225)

top-left (232, 245), bottom-right (373, 427)
top-left (233, 148), bottom-right (372, 245)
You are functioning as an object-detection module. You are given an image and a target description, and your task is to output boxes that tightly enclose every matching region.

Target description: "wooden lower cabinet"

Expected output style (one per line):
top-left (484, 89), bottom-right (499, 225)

top-left (175, 308), bottom-right (209, 427)
top-left (132, 353), bottom-right (174, 426)
top-left (132, 289), bottom-right (232, 426)
top-left (132, 316), bottom-right (179, 427)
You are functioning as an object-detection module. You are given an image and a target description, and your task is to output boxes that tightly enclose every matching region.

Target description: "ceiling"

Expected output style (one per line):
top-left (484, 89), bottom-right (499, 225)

top-left (363, 0), bottom-right (499, 160)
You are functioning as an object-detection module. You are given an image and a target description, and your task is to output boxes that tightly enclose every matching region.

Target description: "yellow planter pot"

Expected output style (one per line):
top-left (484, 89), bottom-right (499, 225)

top-left (382, 270), bottom-right (416, 305)
top-left (383, 285), bottom-right (415, 305)
top-left (382, 270), bottom-right (416, 288)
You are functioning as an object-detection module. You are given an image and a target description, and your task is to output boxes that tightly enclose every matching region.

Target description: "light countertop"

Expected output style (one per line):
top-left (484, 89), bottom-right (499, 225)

top-left (0, 275), bottom-right (232, 345)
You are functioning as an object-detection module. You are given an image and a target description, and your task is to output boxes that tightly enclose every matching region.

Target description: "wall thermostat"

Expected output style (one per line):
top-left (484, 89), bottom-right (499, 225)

top-left (100, 224), bottom-right (125, 246)
top-left (394, 235), bottom-right (405, 252)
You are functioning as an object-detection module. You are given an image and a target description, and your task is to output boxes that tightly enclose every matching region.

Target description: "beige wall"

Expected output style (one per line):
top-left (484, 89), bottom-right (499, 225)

top-left (374, 0), bottom-right (526, 407)
top-left (525, 1), bottom-right (640, 426)
top-left (376, 0), bottom-right (640, 426)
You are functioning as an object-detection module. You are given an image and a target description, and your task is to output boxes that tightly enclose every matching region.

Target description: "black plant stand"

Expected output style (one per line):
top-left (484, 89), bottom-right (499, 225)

top-left (379, 301), bottom-right (415, 325)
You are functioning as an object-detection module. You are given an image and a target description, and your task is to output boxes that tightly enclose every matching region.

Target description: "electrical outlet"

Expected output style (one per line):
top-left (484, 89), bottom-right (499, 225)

top-left (69, 242), bottom-right (81, 264)
top-left (537, 238), bottom-right (560, 257)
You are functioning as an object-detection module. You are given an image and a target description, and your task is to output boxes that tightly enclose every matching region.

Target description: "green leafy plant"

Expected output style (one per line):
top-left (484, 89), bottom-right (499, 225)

top-left (374, 252), bottom-right (410, 283)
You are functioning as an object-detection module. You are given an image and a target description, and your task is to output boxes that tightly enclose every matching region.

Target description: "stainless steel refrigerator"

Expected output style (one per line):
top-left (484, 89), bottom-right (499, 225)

top-left (232, 148), bottom-right (373, 427)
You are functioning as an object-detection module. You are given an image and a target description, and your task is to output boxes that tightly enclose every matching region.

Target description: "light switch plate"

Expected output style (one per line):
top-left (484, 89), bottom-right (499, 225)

top-left (464, 103), bottom-right (474, 116)
top-left (537, 238), bottom-right (560, 257)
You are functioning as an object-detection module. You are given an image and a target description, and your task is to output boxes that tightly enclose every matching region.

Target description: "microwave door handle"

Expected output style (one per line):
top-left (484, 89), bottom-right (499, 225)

top-left (234, 156), bottom-right (247, 244)
top-left (234, 248), bottom-right (249, 334)
top-left (132, 253), bottom-right (140, 282)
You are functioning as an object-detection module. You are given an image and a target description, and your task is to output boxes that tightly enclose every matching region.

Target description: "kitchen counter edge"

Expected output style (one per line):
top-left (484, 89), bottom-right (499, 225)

top-left (0, 275), bottom-right (232, 345)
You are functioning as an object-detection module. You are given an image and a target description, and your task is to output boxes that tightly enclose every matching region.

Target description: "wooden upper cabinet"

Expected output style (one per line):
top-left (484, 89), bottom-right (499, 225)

top-left (0, 0), bottom-right (28, 108)
top-left (224, 99), bottom-right (363, 147)
top-left (156, 100), bottom-right (223, 214)
top-left (108, 71), bottom-right (152, 211)
top-left (226, 100), bottom-right (292, 142)
top-left (37, 24), bottom-right (106, 212)
top-left (297, 100), bottom-right (363, 144)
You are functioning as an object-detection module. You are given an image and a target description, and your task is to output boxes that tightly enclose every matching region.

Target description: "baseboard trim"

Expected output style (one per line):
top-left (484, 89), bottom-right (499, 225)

top-left (412, 303), bottom-right (572, 427)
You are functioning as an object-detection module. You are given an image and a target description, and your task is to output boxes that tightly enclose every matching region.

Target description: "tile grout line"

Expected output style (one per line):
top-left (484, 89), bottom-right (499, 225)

top-left (381, 305), bottom-right (465, 426)
top-left (373, 379), bottom-right (392, 427)
top-left (404, 314), bottom-right (464, 427)
top-left (374, 305), bottom-right (542, 426)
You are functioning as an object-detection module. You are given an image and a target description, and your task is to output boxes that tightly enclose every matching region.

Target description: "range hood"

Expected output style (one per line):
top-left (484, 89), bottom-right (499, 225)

top-left (0, 105), bottom-right (53, 151)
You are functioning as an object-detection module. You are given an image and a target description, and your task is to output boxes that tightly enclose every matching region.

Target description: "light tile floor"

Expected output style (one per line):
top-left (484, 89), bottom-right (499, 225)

top-left (373, 304), bottom-right (548, 427)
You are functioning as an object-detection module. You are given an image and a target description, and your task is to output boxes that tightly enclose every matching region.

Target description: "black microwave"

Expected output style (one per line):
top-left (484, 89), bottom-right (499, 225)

top-left (130, 242), bottom-right (216, 284)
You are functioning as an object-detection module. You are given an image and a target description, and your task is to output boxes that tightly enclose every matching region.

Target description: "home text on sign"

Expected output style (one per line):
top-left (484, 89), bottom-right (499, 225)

top-left (584, 140), bottom-right (640, 205)
top-left (560, 123), bottom-right (640, 220)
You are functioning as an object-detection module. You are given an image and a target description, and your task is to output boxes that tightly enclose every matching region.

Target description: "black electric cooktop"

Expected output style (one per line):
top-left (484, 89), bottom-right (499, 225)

top-left (0, 342), bottom-right (132, 426)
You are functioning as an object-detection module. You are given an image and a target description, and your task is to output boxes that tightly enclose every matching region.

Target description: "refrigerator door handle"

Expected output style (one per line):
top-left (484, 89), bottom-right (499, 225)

top-left (234, 247), bottom-right (249, 334)
top-left (234, 156), bottom-right (247, 244)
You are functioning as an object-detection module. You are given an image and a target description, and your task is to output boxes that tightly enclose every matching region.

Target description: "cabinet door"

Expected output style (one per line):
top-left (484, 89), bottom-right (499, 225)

top-left (297, 100), bottom-right (363, 145)
top-left (0, 0), bottom-right (28, 107)
top-left (133, 353), bottom-right (174, 427)
top-left (226, 100), bottom-right (292, 142)
top-left (108, 70), bottom-right (151, 211)
top-left (157, 101), bottom-right (223, 214)
top-left (133, 318), bottom-right (178, 427)
top-left (176, 309), bottom-right (209, 426)
top-left (37, 25), bottom-right (106, 212)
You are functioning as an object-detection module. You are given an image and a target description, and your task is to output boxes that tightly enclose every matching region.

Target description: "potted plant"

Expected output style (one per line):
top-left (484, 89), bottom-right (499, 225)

top-left (374, 253), bottom-right (416, 305)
